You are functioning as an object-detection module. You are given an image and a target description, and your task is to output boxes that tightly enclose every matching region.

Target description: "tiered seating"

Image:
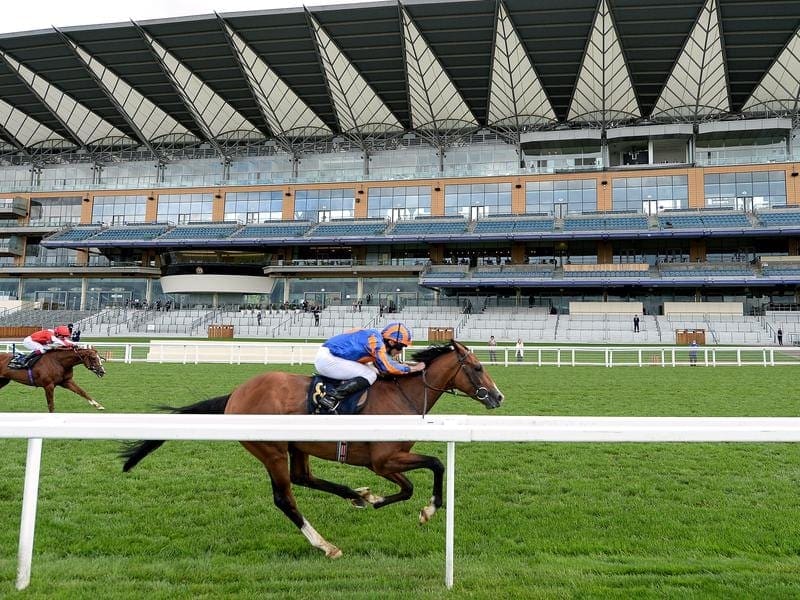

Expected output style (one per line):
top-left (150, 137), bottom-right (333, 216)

top-left (564, 263), bottom-right (649, 277)
top-left (47, 226), bottom-right (102, 241)
top-left (473, 216), bottom-right (554, 234)
top-left (761, 263), bottom-right (800, 277)
top-left (391, 218), bottom-right (467, 236)
top-left (658, 211), bottom-right (750, 229)
top-left (659, 263), bottom-right (754, 277)
top-left (89, 225), bottom-right (170, 242)
top-left (564, 213), bottom-right (648, 231)
top-left (758, 209), bottom-right (800, 227)
top-left (158, 224), bottom-right (239, 240)
top-left (473, 265), bottom-right (554, 279)
top-left (422, 265), bottom-right (469, 279)
top-left (309, 219), bottom-right (388, 237)
top-left (231, 222), bottom-right (311, 239)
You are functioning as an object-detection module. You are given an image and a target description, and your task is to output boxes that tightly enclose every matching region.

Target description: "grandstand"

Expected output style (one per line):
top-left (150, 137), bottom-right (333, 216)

top-left (0, 0), bottom-right (795, 333)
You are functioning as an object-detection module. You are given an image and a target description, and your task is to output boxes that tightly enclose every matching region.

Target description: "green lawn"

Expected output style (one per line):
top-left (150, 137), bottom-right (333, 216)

top-left (1, 363), bottom-right (800, 599)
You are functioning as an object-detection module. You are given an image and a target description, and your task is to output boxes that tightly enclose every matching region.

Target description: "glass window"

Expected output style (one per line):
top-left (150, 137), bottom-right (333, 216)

top-left (444, 183), bottom-right (512, 217)
top-left (29, 196), bottom-right (82, 226)
top-left (224, 191), bottom-right (283, 223)
top-left (526, 179), bottom-right (596, 215)
top-left (157, 193), bottom-right (214, 223)
top-left (612, 176), bottom-right (689, 213)
top-left (294, 188), bottom-right (355, 222)
top-left (367, 186), bottom-right (431, 220)
top-left (91, 195), bottom-right (148, 225)
top-left (703, 170), bottom-right (786, 210)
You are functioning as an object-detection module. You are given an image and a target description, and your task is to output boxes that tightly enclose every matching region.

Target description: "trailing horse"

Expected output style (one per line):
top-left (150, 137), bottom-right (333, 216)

top-left (121, 340), bottom-right (503, 558)
top-left (0, 346), bottom-right (106, 412)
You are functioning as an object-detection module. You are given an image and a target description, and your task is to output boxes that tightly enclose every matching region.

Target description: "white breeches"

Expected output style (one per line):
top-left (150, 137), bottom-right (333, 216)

top-left (314, 347), bottom-right (378, 384)
top-left (22, 337), bottom-right (47, 352)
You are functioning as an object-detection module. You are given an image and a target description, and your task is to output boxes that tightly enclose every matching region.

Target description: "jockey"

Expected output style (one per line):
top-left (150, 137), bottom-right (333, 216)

top-left (18, 325), bottom-right (76, 366)
top-left (314, 322), bottom-right (425, 410)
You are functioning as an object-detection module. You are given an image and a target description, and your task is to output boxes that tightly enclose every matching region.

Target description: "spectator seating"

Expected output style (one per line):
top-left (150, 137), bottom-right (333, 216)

top-left (757, 209), bottom-right (800, 228)
top-left (564, 263), bottom-right (649, 277)
top-left (659, 262), bottom-right (754, 277)
top-left (658, 211), bottom-right (750, 230)
top-left (564, 213), bottom-right (648, 231)
top-left (88, 225), bottom-right (171, 242)
top-left (47, 226), bottom-right (102, 241)
top-left (231, 221), bottom-right (312, 239)
top-left (473, 265), bottom-right (554, 279)
top-left (391, 218), bottom-right (468, 236)
top-left (158, 224), bottom-right (239, 240)
top-left (309, 219), bottom-right (388, 237)
top-left (473, 215), bottom-right (554, 234)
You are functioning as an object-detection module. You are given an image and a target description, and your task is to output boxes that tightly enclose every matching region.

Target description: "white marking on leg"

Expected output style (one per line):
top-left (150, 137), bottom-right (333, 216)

top-left (301, 518), bottom-right (342, 558)
top-left (419, 496), bottom-right (437, 524)
top-left (354, 486), bottom-right (383, 505)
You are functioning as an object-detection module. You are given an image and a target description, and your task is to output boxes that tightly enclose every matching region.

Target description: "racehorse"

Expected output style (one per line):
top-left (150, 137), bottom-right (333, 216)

top-left (0, 346), bottom-right (106, 412)
top-left (121, 340), bottom-right (503, 558)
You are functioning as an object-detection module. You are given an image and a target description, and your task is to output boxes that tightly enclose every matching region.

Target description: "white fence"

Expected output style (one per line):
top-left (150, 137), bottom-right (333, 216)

top-left (4, 413), bottom-right (800, 590)
top-left (3, 341), bottom-right (799, 367)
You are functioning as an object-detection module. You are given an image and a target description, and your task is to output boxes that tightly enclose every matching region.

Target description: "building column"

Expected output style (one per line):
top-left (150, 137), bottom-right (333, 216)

top-left (80, 278), bottom-right (88, 310)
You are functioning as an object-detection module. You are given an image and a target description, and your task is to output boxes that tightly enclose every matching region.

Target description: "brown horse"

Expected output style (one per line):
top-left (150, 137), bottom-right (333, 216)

top-left (121, 340), bottom-right (503, 558)
top-left (0, 346), bottom-right (106, 412)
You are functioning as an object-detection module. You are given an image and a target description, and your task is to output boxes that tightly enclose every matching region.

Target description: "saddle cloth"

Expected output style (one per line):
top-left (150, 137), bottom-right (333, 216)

top-left (8, 352), bottom-right (42, 370)
top-left (307, 375), bottom-right (368, 415)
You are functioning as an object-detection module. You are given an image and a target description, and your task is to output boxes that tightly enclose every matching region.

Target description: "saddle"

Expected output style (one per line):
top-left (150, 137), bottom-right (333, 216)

top-left (307, 375), bottom-right (368, 415)
top-left (8, 352), bottom-right (42, 370)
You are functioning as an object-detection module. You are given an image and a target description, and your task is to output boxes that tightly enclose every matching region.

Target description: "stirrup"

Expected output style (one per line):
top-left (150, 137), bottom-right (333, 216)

top-left (317, 394), bottom-right (340, 411)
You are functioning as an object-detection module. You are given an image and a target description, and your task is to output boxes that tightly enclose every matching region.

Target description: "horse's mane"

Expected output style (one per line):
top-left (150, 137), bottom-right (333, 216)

top-left (411, 343), bottom-right (455, 364)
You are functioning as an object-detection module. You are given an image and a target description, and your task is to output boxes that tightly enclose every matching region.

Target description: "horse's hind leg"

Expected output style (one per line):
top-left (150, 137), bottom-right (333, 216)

top-left (242, 441), bottom-right (342, 559)
top-left (59, 379), bottom-right (105, 410)
top-left (289, 447), bottom-right (370, 507)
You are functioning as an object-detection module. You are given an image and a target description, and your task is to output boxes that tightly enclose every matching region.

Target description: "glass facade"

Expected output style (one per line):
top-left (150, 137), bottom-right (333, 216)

top-left (444, 183), bottom-right (512, 218)
top-left (612, 176), bottom-right (689, 213)
top-left (24, 243), bottom-right (80, 266)
top-left (704, 171), bottom-right (786, 210)
top-left (367, 186), bottom-right (431, 220)
top-left (29, 196), bottom-right (82, 226)
top-left (224, 191), bottom-right (283, 223)
top-left (294, 188), bottom-right (355, 222)
top-left (525, 179), bottom-right (597, 215)
top-left (92, 195), bottom-right (148, 225)
top-left (157, 193), bottom-right (214, 223)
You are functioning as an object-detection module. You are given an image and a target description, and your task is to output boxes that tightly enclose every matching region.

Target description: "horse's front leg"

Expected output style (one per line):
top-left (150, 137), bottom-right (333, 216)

top-left (44, 385), bottom-right (55, 413)
top-left (60, 379), bottom-right (105, 410)
top-left (371, 451), bottom-right (444, 523)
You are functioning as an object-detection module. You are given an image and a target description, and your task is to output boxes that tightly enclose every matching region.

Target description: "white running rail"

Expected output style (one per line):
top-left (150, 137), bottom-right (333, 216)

top-left (4, 413), bottom-right (800, 591)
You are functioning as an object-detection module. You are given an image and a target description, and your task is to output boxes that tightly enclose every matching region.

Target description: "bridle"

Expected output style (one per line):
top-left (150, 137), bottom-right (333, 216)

top-left (395, 345), bottom-right (490, 416)
top-left (72, 347), bottom-right (104, 375)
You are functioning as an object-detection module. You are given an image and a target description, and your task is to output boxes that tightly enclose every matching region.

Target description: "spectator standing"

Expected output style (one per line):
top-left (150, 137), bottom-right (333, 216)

top-left (488, 335), bottom-right (497, 364)
top-left (256, 311), bottom-right (262, 326)
top-left (314, 308), bottom-right (320, 327)
top-left (777, 328), bottom-right (783, 345)
top-left (515, 338), bottom-right (524, 362)
top-left (689, 340), bottom-right (699, 366)
top-left (633, 315), bottom-right (640, 333)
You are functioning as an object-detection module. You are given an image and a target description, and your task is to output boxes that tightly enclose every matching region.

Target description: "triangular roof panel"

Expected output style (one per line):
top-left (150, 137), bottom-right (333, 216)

top-left (568, 0), bottom-right (640, 124)
top-left (651, 0), bottom-right (729, 120)
top-left (222, 21), bottom-right (331, 138)
top-left (400, 5), bottom-right (478, 131)
top-left (0, 99), bottom-right (71, 149)
top-left (743, 26), bottom-right (800, 115)
top-left (307, 12), bottom-right (402, 135)
top-left (487, 2), bottom-right (556, 129)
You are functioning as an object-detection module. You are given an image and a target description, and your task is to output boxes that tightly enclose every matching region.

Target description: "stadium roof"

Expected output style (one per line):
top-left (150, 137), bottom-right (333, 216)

top-left (0, 0), bottom-right (798, 157)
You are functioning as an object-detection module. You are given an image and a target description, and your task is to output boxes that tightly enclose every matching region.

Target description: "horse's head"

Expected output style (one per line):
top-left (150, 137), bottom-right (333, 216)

top-left (412, 340), bottom-right (504, 409)
top-left (74, 347), bottom-right (106, 378)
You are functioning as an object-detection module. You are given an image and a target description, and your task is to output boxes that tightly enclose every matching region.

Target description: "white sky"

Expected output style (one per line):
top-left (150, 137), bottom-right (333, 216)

top-left (0, 0), bottom-right (357, 34)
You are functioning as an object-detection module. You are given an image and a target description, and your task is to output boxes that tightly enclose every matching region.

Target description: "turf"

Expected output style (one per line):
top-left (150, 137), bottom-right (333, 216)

top-left (1, 363), bottom-right (799, 599)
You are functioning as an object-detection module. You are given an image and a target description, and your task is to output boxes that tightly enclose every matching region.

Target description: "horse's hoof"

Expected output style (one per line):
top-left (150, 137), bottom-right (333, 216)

top-left (350, 497), bottom-right (367, 509)
top-left (354, 487), bottom-right (382, 505)
top-left (419, 505), bottom-right (436, 524)
top-left (95, 405), bottom-right (105, 411)
top-left (326, 546), bottom-right (342, 559)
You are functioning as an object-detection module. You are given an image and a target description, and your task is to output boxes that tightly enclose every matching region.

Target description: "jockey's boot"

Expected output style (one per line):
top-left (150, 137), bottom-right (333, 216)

top-left (319, 376), bottom-right (370, 411)
top-left (21, 350), bottom-right (43, 367)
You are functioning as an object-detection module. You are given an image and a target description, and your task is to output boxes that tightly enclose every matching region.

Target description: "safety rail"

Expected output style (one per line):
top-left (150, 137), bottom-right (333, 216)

top-left (5, 413), bottom-right (800, 591)
top-left (1, 342), bottom-right (797, 367)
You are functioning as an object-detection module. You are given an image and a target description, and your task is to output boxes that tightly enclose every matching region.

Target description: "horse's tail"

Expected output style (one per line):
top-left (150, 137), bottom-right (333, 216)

top-left (120, 394), bottom-right (231, 472)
